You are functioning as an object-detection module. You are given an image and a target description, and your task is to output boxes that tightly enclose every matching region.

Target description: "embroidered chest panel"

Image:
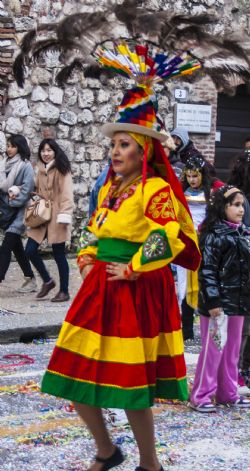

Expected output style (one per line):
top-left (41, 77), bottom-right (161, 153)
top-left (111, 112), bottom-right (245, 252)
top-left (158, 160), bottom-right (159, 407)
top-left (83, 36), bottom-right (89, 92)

top-left (145, 186), bottom-right (177, 225)
top-left (101, 178), bottom-right (142, 212)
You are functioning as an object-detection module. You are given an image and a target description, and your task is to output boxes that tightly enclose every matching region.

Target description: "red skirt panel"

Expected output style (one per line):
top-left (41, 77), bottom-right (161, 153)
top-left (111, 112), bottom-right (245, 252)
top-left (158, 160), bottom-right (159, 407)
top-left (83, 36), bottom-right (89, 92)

top-left (41, 261), bottom-right (188, 409)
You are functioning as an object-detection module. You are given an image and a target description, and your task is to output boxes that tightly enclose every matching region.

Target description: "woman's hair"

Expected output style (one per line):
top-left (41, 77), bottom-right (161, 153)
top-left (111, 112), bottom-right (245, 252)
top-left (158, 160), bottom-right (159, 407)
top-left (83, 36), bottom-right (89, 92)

top-left (181, 155), bottom-right (212, 202)
top-left (228, 151), bottom-right (250, 202)
top-left (38, 139), bottom-right (71, 175)
top-left (199, 185), bottom-right (244, 238)
top-left (7, 134), bottom-right (30, 161)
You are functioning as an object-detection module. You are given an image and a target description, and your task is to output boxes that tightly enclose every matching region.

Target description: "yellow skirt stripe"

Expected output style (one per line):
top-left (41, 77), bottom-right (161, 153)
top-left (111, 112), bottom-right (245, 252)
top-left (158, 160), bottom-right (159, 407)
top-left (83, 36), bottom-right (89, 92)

top-left (56, 322), bottom-right (184, 364)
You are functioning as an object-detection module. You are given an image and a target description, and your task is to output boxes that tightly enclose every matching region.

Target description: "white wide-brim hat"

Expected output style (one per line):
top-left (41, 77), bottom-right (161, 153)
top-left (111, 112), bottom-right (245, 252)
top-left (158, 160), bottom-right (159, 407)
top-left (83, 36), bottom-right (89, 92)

top-left (101, 122), bottom-right (169, 142)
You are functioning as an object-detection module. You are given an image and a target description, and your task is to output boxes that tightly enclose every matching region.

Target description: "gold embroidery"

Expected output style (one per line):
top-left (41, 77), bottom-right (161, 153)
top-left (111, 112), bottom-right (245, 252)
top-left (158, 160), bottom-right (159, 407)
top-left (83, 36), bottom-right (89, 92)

top-left (148, 191), bottom-right (176, 220)
top-left (177, 202), bottom-right (195, 235)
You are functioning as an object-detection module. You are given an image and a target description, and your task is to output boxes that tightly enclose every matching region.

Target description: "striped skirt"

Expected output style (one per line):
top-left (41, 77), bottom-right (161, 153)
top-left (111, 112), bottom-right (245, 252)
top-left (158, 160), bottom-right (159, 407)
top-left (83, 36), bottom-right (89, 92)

top-left (41, 260), bottom-right (188, 409)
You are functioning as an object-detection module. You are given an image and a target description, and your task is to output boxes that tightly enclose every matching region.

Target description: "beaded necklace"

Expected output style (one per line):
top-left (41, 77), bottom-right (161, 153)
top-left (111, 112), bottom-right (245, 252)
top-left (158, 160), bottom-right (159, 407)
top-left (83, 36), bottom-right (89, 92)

top-left (101, 175), bottom-right (142, 212)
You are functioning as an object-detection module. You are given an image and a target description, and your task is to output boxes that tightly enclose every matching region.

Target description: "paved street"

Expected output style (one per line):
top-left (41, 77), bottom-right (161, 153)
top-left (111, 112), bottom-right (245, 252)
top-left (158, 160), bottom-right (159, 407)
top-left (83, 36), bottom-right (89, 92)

top-left (0, 257), bottom-right (81, 343)
top-left (1, 339), bottom-right (250, 470)
top-left (0, 260), bottom-right (250, 470)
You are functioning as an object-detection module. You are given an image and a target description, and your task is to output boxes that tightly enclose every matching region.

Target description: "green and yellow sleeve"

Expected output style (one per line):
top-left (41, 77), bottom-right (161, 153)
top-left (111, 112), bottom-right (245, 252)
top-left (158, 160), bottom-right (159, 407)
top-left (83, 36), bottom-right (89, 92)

top-left (131, 182), bottom-right (185, 272)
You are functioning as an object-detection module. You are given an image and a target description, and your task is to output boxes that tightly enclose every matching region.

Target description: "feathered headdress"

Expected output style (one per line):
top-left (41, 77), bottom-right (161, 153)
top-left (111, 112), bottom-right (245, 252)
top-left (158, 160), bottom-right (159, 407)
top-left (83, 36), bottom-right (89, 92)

top-left (91, 38), bottom-right (201, 142)
top-left (12, 0), bottom-right (250, 93)
top-left (86, 37), bottom-right (201, 271)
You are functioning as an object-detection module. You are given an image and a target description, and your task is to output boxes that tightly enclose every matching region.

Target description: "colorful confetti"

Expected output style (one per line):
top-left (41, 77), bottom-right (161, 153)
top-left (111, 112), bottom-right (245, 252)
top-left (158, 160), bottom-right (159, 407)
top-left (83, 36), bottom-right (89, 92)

top-left (0, 332), bottom-right (249, 470)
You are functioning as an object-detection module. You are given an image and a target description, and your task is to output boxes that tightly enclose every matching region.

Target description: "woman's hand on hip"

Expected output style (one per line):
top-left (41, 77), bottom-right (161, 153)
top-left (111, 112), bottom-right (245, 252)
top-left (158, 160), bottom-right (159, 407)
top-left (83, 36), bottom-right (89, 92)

top-left (106, 262), bottom-right (140, 281)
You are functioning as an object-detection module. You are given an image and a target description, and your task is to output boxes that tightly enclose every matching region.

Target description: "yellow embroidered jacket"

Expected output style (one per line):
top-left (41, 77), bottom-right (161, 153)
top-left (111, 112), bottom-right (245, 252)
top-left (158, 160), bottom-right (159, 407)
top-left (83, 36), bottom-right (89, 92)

top-left (78, 176), bottom-right (199, 272)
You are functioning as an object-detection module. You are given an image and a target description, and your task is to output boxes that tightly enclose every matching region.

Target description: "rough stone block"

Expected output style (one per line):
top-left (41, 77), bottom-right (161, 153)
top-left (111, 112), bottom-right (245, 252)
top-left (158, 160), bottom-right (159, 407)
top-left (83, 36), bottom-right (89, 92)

top-left (59, 110), bottom-right (77, 125)
top-left (5, 117), bottom-right (23, 133)
top-left (49, 86), bottom-right (64, 105)
top-left (33, 102), bottom-right (59, 124)
top-left (9, 97), bottom-right (30, 117)
top-left (77, 109), bottom-right (94, 124)
top-left (31, 85), bottom-right (48, 102)
top-left (31, 67), bottom-right (52, 85)
top-left (78, 89), bottom-right (95, 108)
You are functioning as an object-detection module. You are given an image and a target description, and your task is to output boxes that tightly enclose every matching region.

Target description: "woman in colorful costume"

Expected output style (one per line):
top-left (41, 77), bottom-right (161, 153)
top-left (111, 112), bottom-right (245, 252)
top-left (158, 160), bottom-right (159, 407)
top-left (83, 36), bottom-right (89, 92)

top-left (41, 42), bottom-right (201, 471)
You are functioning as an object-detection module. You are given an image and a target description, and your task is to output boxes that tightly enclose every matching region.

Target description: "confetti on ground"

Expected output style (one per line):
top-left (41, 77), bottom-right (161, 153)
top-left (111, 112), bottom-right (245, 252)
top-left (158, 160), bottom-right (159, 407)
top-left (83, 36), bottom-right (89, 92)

top-left (0, 328), bottom-right (250, 471)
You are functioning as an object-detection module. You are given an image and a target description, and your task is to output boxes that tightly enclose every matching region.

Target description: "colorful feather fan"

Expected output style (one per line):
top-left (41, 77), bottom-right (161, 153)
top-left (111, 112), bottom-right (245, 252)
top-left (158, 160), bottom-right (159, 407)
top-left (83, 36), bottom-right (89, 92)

top-left (12, 0), bottom-right (250, 94)
top-left (94, 40), bottom-right (201, 87)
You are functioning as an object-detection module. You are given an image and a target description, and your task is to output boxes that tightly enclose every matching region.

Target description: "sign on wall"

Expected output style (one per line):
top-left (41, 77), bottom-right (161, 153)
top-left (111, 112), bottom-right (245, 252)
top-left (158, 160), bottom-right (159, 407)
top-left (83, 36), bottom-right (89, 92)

top-left (174, 103), bottom-right (212, 133)
top-left (174, 88), bottom-right (188, 100)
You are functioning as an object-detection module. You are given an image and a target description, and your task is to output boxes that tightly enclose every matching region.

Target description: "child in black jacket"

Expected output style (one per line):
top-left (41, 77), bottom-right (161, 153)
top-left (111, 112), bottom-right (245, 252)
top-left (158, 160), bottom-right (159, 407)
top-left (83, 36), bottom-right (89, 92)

top-left (190, 185), bottom-right (250, 412)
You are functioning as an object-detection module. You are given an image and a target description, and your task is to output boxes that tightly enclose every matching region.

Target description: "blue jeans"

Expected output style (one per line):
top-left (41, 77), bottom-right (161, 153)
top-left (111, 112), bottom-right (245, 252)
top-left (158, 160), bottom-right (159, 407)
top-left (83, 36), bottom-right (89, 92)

top-left (25, 238), bottom-right (69, 293)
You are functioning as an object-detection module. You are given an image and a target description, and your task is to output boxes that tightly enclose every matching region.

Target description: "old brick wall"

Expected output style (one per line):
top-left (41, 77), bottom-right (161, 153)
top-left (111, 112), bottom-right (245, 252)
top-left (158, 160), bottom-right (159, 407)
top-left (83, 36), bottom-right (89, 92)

top-left (0, 2), bottom-right (15, 114)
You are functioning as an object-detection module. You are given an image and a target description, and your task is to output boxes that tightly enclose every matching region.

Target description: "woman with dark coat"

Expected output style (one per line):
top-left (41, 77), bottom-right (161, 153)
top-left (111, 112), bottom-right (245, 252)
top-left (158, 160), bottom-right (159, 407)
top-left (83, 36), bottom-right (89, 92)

top-left (0, 134), bottom-right (36, 292)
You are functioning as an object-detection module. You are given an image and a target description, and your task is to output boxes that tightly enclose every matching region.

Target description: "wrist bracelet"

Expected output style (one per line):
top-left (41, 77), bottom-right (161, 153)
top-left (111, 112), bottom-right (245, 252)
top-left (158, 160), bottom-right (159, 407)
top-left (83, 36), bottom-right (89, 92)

top-left (123, 262), bottom-right (134, 280)
top-left (78, 255), bottom-right (95, 272)
top-left (123, 266), bottom-right (130, 280)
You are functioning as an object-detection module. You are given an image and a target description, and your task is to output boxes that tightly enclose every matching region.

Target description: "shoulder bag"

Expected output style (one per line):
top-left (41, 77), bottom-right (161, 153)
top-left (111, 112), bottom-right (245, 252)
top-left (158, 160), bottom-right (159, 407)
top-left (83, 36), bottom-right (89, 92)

top-left (24, 171), bottom-right (55, 228)
top-left (24, 196), bottom-right (52, 228)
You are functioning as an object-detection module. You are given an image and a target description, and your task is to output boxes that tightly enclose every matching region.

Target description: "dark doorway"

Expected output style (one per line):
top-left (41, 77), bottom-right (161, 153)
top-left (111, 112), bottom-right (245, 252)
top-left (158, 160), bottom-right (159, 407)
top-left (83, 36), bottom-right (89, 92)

top-left (215, 85), bottom-right (250, 181)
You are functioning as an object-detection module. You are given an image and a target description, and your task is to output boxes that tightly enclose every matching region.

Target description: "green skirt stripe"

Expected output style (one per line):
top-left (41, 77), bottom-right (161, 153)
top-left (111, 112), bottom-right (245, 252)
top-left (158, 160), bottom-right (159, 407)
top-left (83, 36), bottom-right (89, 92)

top-left (41, 371), bottom-right (188, 409)
top-left (96, 238), bottom-right (141, 263)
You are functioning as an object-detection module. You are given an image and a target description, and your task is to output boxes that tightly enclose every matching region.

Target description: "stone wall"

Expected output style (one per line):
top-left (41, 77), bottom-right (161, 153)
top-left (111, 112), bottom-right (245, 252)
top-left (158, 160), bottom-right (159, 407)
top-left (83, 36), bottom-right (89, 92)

top-left (0, 0), bottom-right (249, 241)
top-left (0, 2), bottom-right (15, 114)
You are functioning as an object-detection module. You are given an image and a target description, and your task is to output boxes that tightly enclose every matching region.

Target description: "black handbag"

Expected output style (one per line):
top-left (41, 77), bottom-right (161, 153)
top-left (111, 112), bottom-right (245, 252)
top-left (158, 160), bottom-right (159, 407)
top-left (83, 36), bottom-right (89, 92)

top-left (0, 191), bottom-right (18, 230)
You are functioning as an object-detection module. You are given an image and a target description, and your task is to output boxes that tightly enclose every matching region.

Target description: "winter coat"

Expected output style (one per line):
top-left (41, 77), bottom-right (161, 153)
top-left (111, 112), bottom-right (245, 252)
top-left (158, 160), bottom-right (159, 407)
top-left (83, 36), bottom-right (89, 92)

top-left (170, 126), bottom-right (202, 164)
top-left (167, 153), bottom-right (185, 179)
top-left (243, 197), bottom-right (250, 226)
top-left (198, 221), bottom-right (250, 317)
top-left (5, 161), bottom-right (35, 235)
top-left (27, 160), bottom-right (74, 244)
top-left (169, 140), bottom-right (202, 167)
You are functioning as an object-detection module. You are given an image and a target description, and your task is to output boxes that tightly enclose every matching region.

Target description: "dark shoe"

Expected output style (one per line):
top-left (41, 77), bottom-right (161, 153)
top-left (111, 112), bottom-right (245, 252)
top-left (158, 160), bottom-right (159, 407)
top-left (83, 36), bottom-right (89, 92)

top-left (36, 279), bottom-right (56, 298)
top-left (135, 467), bottom-right (164, 471)
top-left (95, 446), bottom-right (124, 470)
top-left (51, 291), bottom-right (70, 303)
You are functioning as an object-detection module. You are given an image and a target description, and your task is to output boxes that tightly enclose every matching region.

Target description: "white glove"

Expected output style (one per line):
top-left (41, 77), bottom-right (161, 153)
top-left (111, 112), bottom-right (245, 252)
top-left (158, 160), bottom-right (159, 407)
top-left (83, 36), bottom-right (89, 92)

top-left (8, 185), bottom-right (21, 197)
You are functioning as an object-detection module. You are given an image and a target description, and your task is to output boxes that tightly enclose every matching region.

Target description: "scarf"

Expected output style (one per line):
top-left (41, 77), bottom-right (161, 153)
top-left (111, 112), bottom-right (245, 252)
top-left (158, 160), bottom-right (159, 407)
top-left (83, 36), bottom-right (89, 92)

top-left (0, 154), bottom-right (25, 192)
top-left (127, 132), bottom-right (154, 161)
top-left (222, 219), bottom-right (241, 229)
